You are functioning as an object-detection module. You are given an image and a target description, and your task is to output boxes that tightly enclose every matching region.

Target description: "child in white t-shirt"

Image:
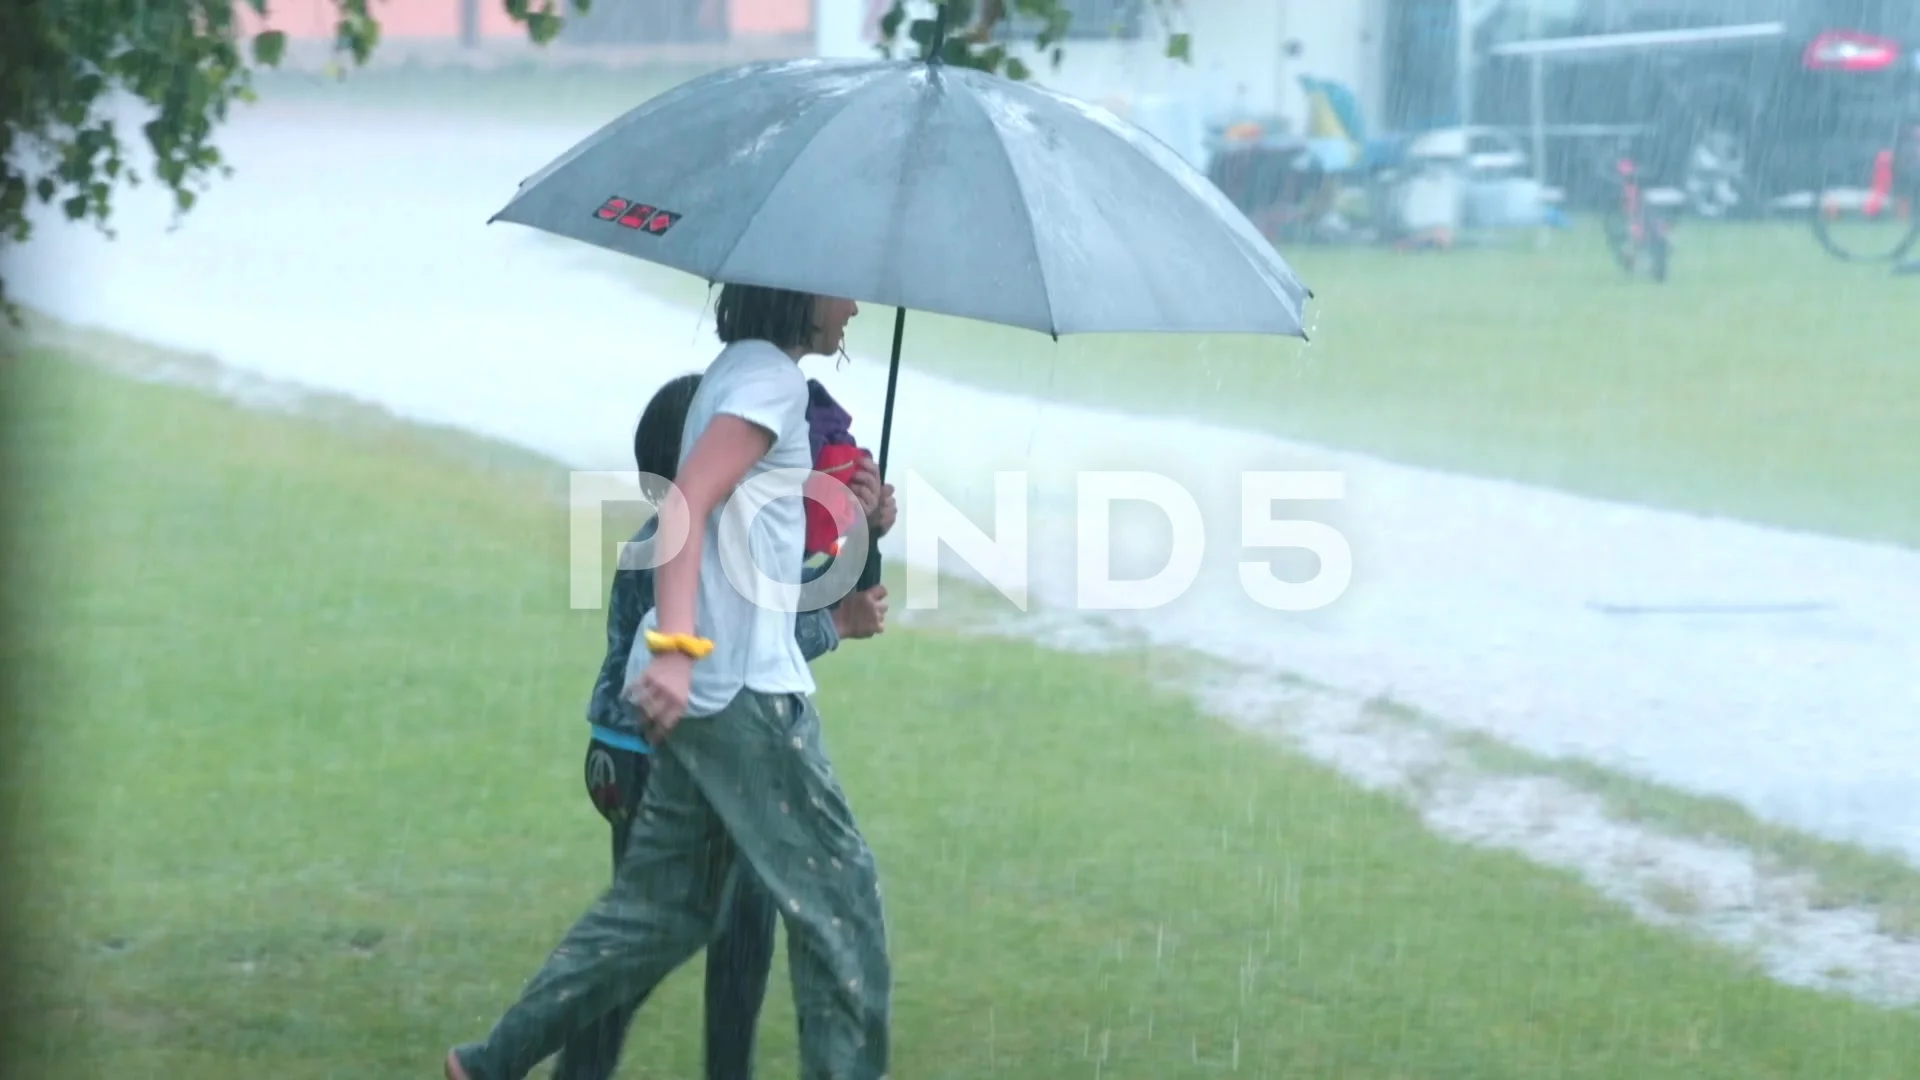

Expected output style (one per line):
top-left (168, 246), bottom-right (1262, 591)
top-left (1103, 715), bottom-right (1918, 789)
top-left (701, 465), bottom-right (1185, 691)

top-left (448, 284), bottom-right (894, 1080)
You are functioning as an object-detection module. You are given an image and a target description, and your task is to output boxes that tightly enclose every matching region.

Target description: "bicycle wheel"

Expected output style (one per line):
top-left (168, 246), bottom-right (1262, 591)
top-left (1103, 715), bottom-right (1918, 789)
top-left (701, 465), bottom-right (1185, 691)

top-left (1600, 202), bottom-right (1641, 276)
top-left (1601, 201), bottom-right (1670, 280)
top-left (1813, 184), bottom-right (1919, 262)
top-left (1811, 126), bottom-right (1920, 263)
top-left (1647, 220), bottom-right (1671, 284)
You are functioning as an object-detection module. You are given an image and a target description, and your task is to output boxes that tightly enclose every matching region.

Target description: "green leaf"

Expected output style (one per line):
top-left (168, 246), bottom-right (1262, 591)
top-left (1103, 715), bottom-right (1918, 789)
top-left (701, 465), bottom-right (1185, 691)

top-left (525, 11), bottom-right (563, 44)
top-left (34, 178), bottom-right (56, 203)
top-left (334, 6), bottom-right (381, 65)
top-left (252, 30), bottom-right (287, 66)
top-left (1165, 32), bottom-right (1191, 62)
top-left (1005, 56), bottom-right (1030, 81)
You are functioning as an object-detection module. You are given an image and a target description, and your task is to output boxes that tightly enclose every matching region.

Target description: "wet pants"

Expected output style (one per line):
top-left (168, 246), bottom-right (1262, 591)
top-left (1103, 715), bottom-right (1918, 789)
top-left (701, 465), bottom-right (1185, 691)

top-left (453, 690), bottom-right (892, 1080)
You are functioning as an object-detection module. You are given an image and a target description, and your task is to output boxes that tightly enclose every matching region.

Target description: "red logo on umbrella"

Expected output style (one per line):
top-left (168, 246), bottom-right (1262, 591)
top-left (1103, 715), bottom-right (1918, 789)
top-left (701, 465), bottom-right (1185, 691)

top-left (596, 195), bottom-right (680, 236)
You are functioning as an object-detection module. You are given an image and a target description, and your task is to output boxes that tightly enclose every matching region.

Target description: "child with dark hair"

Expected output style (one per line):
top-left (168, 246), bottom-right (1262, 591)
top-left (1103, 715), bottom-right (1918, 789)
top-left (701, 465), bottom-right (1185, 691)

top-left (449, 282), bottom-right (898, 1080)
top-left (555, 370), bottom-right (888, 1080)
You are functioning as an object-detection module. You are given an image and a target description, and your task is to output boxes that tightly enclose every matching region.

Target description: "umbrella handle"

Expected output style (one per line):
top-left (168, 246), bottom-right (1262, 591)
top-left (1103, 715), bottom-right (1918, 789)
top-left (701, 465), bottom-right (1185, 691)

top-left (856, 545), bottom-right (884, 593)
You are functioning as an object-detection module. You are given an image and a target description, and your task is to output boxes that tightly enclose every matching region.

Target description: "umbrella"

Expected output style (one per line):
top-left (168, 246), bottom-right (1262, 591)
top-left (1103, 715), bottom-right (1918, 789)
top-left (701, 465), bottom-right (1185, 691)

top-left (488, 7), bottom-right (1312, 589)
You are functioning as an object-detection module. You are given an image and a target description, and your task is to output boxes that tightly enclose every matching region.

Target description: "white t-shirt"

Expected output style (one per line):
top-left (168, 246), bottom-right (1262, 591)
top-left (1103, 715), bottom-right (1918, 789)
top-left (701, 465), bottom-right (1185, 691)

top-left (631, 339), bottom-right (817, 717)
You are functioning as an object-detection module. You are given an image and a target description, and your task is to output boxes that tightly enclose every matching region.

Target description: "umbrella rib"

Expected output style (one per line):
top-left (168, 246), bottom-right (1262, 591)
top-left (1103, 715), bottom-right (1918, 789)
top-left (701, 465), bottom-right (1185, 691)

top-left (708, 83), bottom-right (880, 289)
top-left (957, 84), bottom-right (1057, 337)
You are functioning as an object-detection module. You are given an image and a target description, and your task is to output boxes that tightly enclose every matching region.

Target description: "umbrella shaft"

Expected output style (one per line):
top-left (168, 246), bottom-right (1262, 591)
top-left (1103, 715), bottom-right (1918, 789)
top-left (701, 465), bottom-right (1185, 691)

top-left (878, 306), bottom-right (906, 482)
top-left (856, 306), bottom-right (906, 597)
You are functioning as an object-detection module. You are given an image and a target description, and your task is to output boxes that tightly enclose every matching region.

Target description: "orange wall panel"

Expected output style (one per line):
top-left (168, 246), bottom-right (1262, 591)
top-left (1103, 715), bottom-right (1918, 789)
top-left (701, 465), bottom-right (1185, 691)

top-left (478, 0), bottom-right (527, 39)
top-left (732, 0), bottom-right (810, 35)
top-left (236, 0), bottom-right (461, 40)
top-left (234, 0), bottom-right (334, 40)
top-left (234, 0), bottom-right (812, 43)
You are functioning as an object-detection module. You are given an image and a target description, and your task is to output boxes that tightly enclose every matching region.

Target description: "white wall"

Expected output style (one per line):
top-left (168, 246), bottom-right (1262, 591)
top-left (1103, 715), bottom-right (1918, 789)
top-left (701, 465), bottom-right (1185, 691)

top-left (815, 0), bottom-right (915, 59)
top-left (1278, 0), bottom-right (1389, 134)
top-left (812, 0), bottom-right (1384, 161)
top-left (992, 0), bottom-right (1278, 121)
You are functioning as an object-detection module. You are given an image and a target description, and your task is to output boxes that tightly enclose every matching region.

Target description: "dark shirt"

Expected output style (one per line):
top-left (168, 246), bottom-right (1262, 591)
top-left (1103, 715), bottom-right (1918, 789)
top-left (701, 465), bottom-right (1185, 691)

top-left (587, 517), bottom-right (840, 752)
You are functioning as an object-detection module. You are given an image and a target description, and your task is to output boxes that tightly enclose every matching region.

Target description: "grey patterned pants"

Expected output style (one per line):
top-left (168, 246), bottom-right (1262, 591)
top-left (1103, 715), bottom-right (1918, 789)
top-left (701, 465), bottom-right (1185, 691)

top-left (453, 690), bottom-right (892, 1080)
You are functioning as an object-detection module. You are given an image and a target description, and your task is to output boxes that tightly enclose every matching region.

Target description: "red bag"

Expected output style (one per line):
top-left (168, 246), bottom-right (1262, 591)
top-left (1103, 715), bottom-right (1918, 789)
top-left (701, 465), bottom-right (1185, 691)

top-left (805, 444), bottom-right (869, 558)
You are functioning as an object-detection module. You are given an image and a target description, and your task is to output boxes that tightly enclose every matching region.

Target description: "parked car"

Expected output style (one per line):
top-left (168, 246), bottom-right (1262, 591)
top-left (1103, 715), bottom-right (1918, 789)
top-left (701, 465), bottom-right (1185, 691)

top-left (1471, 0), bottom-right (1920, 217)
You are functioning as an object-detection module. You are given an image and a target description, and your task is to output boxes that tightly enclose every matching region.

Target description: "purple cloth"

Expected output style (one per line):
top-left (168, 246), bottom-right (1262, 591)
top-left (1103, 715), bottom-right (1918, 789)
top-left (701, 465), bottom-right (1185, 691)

top-left (806, 378), bottom-right (857, 462)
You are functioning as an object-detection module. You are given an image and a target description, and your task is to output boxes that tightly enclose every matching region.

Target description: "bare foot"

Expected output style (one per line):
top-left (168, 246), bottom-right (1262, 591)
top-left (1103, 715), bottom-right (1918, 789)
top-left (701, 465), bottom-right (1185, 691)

top-left (444, 1049), bottom-right (471, 1080)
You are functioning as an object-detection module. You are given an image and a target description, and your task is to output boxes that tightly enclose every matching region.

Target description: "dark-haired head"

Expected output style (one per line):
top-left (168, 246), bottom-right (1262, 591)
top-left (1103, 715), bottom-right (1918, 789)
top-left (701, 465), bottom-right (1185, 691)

top-left (713, 281), bottom-right (859, 360)
top-left (633, 373), bottom-right (703, 504)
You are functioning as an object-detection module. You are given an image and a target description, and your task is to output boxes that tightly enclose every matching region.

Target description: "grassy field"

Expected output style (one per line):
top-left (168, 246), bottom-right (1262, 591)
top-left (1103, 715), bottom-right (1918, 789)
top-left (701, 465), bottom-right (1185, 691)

top-left (248, 61), bottom-right (1920, 549)
top-left (10, 340), bottom-right (1920, 1079)
top-left (611, 221), bottom-right (1920, 550)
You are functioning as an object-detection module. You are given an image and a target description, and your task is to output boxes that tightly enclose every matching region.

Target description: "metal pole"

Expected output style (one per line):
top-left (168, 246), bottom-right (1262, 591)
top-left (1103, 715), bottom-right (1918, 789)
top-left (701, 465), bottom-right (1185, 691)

top-left (1528, 4), bottom-right (1547, 246)
top-left (1455, 0), bottom-right (1474, 128)
top-left (1528, 0), bottom-right (1544, 184)
top-left (460, 0), bottom-right (479, 48)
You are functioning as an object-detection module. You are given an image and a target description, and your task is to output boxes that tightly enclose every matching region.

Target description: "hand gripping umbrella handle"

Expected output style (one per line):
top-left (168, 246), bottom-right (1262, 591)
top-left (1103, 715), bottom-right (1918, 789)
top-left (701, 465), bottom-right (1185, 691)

top-left (856, 538), bottom-right (884, 593)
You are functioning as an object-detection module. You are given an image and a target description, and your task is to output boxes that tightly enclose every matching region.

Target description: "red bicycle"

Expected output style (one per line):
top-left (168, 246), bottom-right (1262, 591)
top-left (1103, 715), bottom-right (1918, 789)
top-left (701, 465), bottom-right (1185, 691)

top-left (1810, 91), bottom-right (1919, 264)
top-left (1599, 141), bottom-right (1673, 283)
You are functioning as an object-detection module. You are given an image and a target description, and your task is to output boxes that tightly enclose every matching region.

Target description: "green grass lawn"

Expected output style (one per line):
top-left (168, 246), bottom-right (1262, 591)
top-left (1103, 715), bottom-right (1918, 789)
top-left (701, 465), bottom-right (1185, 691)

top-left (249, 61), bottom-right (1920, 548)
top-left (11, 344), bottom-right (1920, 1078)
top-left (615, 221), bottom-right (1920, 550)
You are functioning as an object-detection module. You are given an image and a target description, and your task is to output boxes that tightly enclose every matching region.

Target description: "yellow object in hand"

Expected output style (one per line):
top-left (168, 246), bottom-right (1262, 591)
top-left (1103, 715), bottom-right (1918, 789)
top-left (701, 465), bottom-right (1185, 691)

top-left (644, 630), bottom-right (715, 660)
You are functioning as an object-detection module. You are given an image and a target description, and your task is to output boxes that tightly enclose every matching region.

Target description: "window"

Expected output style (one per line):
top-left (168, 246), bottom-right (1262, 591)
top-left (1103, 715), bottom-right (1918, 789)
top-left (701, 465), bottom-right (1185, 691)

top-left (1473, 0), bottom-right (1586, 47)
top-left (991, 0), bottom-right (1145, 43)
top-left (1834, 0), bottom-right (1920, 39)
top-left (1471, 0), bottom-right (1587, 56)
top-left (1551, 1), bottom-right (1917, 40)
top-left (1592, 1), bottom-right (1800, 32)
